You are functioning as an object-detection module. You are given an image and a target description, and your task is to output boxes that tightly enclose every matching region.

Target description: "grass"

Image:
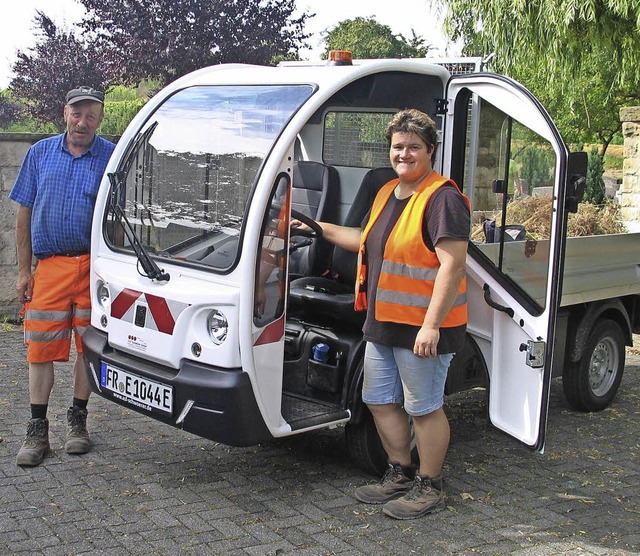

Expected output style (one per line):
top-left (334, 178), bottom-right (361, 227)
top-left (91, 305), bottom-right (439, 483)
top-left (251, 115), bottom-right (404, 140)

top-left (603, 144), bottom-right (623, 178)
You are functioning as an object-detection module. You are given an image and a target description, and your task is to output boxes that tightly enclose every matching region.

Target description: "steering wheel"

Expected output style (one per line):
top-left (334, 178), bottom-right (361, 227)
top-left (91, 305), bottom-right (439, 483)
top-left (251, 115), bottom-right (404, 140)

top-left (290, 209), bottom-right (323, 239)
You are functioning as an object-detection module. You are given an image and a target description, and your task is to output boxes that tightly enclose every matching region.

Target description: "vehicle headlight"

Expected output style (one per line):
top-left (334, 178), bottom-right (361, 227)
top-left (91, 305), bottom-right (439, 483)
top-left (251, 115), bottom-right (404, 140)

top-left (207, 309), bottom-right (228, 345)
top-left (97, 281), bottom-right (110, 310)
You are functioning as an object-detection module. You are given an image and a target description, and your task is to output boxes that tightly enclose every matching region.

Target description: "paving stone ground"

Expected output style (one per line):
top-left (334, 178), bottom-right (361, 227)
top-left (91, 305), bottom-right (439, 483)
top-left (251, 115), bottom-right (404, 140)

top-left (1, 327), bottom-right (639, 556)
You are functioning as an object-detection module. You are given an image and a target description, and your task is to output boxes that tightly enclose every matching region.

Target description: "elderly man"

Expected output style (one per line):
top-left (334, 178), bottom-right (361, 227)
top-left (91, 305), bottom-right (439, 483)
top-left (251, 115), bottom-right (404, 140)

top-left (10, 86), bottom-right (115, 466)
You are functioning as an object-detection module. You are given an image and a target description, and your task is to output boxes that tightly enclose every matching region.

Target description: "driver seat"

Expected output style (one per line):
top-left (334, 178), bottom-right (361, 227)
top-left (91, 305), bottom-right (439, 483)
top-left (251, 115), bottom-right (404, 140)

top-left (289, 161), bottom-right (340, 278)
top-left (289, 167), bottom-right (397, 325)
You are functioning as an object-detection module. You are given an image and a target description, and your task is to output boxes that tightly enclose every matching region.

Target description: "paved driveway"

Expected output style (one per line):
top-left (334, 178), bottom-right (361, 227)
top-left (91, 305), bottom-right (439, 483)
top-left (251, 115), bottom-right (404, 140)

top-left (1, 328), bottom-right (638, 555)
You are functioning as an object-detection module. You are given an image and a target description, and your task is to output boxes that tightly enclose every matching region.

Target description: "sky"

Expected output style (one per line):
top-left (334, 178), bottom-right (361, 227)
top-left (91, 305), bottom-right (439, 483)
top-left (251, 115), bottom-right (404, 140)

top-left (0, 0), bottom-right (462, 88)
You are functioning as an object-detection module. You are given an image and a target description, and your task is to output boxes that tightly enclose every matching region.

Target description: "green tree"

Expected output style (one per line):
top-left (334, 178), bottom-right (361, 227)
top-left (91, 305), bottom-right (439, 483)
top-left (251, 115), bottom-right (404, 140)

top-left (440, 0), bottom-right (640, 85)
top-left (519, 146), bottom-right (554, 190)
top-left (10, 12), bottom-right (110, 131)
top-left (322, 17), bottom-right (428, 59)
top-left (0, 92), bottom-right (23, 129)
top-left (436, 0), bottom-right (640, 154)
top-left (80, 0), bottom-right (311, 87)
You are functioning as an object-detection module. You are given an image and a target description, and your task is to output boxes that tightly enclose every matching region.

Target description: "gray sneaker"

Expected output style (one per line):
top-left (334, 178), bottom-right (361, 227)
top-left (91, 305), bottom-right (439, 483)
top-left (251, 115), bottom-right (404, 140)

top-left (354, 462), bottom-right (415, 504)
top-left (382, 474), bottom-right (445, 519)
top-left (65, 407), bottom-right (92, 455)
top-left (16, 418), bottom-right (51, 467)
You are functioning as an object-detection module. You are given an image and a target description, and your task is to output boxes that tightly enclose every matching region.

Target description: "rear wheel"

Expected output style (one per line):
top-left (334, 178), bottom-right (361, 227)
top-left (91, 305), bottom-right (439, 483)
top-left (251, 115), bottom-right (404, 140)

top-left (563, 318), bottom-right (625, 412)
top-left (345, 407), bottom-right (387, 475)
top-left (345, 406), bottom-right (418, 476)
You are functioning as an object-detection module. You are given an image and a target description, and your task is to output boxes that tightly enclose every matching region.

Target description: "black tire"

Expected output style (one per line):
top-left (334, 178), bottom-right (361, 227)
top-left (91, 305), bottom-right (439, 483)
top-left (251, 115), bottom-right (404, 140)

top-left (345, 407), bottom-right (418, 476)
top-left (345, 408), bottom-right (388, 476)
top-left (563, 318), bottom-right (625, 412)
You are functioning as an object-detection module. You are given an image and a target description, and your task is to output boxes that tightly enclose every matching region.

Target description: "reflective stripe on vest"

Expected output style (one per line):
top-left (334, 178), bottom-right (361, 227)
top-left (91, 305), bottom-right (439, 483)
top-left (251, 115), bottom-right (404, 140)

top-left (355, 172), bottom-right (470, 327)
top-left (376, 284), bottom-right (468, 309)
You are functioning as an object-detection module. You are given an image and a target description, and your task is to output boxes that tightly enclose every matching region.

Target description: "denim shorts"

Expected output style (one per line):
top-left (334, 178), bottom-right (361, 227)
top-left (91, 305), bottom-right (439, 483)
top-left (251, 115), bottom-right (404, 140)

top-left (362, 342), bottom-right (454, 416)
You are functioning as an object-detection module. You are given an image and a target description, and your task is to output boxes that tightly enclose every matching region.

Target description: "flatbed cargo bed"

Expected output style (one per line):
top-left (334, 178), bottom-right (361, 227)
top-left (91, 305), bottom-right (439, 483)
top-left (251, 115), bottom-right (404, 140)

top-left (475, 232), bottom-right (640, 307)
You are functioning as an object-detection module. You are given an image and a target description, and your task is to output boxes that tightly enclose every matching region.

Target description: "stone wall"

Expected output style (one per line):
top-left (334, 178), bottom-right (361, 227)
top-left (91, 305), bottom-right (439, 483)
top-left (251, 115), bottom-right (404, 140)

top-left (0, 133), bottom-right (50, 320)
top-left (620, 107), bottom-right (640, 231)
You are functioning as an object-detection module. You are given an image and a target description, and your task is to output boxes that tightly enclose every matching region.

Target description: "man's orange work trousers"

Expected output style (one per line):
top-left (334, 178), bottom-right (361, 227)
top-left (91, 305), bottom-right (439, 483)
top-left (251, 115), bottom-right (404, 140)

top-left (23, 254), bottom-right (91, 363)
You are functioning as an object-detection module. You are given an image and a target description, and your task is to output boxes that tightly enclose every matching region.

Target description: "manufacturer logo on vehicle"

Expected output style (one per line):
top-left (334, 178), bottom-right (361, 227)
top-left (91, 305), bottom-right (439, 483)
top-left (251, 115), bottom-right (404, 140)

top-left (127, 334), bottom-right (148, 352)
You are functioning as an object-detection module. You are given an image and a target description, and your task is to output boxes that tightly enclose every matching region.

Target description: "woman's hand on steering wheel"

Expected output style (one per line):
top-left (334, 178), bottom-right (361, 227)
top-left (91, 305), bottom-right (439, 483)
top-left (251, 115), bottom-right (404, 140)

top-left (290, 209), bottom-right (323, 239)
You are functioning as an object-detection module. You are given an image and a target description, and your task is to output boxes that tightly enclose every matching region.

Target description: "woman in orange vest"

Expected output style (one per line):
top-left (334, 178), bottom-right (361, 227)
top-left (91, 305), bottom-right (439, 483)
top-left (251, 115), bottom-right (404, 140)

top-left (302, 109), bottom-right (470, 519)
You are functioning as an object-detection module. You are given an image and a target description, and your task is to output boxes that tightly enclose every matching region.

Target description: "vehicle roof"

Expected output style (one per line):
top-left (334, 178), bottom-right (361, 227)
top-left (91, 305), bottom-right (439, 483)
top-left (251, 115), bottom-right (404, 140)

top-left (171, 57), bottom-right (453, 90)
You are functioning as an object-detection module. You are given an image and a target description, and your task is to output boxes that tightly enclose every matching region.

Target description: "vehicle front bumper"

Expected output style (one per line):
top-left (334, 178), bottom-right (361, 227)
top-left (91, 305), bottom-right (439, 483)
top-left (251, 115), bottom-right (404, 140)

top-left (82, 326), bottom-right (271, 446)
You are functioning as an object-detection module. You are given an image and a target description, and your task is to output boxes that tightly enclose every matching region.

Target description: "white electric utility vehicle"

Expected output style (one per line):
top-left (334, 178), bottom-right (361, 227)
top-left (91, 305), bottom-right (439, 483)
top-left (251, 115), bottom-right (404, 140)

top-left (82, 53), bottom-right (640, 473)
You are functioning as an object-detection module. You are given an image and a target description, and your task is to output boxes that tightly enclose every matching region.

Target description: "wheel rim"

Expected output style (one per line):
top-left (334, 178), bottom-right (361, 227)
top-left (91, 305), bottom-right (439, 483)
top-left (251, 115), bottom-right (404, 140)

top-left (588, 336), bottom-right (619, 397)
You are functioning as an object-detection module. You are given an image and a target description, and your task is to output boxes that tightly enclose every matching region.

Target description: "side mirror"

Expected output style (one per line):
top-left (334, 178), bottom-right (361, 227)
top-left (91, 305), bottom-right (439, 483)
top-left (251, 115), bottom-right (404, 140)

top-left (565, 151), bottom-right (587, 213)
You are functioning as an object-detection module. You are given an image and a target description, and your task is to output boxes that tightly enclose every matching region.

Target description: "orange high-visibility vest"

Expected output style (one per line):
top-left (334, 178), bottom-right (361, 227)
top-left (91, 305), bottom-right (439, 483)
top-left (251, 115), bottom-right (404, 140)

top-left (355, 172), bottom-right (470, 327)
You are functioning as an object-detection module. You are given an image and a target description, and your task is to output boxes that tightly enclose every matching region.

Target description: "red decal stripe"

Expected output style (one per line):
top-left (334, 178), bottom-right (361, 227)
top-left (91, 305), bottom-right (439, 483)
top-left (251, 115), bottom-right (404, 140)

top-left (145, 293), bottom-right (176, 335)
top-left (111, 288), bottom-right (142, 319)
top-left (254, 316), bottom-right (284, 346)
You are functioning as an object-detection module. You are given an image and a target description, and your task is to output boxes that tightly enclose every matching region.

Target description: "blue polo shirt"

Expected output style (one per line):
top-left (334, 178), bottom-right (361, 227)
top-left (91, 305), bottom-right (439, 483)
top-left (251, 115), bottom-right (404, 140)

top-left (9, 133), bottom-right (115, 258)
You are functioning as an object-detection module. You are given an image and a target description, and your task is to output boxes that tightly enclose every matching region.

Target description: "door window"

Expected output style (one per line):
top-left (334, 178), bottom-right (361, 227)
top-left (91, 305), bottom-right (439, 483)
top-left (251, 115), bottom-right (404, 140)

top-left (254, 175), bottom-right (291, 326)
top-left (467, 97), bottom-right (556, 312)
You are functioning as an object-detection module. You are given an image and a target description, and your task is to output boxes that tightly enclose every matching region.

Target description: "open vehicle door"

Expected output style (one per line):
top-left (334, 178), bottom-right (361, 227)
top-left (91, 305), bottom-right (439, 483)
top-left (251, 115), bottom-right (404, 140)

top-left (443, 74), bottom-right (586, 451)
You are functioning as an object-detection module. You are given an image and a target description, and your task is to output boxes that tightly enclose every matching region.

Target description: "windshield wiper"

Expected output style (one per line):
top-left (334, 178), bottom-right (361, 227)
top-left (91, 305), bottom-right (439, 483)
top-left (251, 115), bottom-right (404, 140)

top-left (120, 121), bottom-right (158, 177)
top-left (108, 171), bottom-right (170, 282)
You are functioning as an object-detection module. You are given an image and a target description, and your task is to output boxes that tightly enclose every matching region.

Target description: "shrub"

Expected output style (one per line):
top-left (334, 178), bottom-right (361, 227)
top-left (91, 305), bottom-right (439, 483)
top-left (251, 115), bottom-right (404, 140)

top-left (471, 195), bottom-right (625, 241)
top-left (584, 146), bottom-right (605, 205)
top-left (0, 94), bottom-right (23, 128)
top-left (100, 98), bottom-right (146, 135)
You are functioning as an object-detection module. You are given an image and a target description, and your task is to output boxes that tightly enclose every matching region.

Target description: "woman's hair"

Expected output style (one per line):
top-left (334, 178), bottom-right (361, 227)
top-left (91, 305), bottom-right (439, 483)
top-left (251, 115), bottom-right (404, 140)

top-left (385, 109), bottom-right (438, 163)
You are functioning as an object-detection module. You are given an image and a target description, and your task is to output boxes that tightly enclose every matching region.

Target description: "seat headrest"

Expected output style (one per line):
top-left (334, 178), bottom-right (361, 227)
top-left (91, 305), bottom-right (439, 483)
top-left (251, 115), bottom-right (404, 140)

top-left (344, 167), bottom-right (397, 228)
top-left (293, 161), bottom-right (338, 192)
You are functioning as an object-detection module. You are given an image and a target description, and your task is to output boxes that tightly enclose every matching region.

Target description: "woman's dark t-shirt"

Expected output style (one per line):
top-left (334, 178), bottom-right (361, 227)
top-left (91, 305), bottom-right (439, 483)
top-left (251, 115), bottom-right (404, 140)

top-left (362, 183), bottom-right (470, 354)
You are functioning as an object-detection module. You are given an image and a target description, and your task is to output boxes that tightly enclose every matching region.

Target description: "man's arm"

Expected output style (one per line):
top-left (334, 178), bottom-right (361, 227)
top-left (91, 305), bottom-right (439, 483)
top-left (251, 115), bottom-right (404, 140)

top-left (16, 205), bottom-right (34, 303)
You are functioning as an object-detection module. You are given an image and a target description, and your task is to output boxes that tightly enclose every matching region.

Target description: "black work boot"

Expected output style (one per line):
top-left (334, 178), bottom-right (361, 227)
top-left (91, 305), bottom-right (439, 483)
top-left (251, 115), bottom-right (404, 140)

top-left (354, 462), bottom-right (415, 504)
top-left (65, 406), bottom-right (92, 454)
top-left (16, 418), bottom-right (51, 467)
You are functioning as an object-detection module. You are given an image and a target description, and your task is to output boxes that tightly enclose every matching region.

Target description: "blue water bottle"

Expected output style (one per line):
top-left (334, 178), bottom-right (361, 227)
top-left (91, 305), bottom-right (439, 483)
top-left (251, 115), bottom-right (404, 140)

top-left (312, 343), bottom-right (330, 363)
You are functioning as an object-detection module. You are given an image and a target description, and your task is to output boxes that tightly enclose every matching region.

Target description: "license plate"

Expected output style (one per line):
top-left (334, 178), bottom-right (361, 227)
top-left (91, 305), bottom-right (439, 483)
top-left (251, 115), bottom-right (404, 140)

top-left (100, 362), bottom-right (173, 414)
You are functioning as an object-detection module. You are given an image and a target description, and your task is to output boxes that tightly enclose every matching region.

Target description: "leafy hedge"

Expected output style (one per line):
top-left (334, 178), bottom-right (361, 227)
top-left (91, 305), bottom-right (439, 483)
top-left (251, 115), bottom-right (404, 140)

top-left (0, 86), bottom-right (148, 136)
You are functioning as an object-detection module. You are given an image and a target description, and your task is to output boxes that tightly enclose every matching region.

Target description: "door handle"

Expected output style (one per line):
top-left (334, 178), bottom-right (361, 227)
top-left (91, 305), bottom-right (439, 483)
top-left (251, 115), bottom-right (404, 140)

top-left (483, 283), bottom-right (514, 318)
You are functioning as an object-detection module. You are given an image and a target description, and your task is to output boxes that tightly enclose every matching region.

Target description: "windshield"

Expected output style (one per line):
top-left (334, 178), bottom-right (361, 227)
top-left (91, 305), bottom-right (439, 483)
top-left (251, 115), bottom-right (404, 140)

top-left (104, 84), bottom-right (314, 270)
